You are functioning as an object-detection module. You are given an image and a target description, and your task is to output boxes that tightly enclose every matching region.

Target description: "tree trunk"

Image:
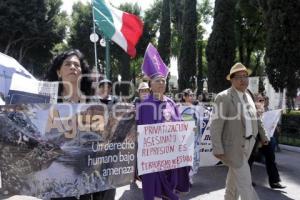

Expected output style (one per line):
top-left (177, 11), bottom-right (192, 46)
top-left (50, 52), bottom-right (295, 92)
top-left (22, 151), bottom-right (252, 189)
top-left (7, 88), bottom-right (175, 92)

top-left (197, 40), bottom-right (203, 96)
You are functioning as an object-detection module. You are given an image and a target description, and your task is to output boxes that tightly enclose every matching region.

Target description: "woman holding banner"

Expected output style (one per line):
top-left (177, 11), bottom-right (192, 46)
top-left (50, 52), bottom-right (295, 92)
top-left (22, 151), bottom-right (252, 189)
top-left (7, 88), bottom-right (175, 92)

top-left (136, 44), bottom-right (190, 200)
top-left (45, 49), bottom-right (94, 200)
top-left (179, 88), bottom-right (201, 184)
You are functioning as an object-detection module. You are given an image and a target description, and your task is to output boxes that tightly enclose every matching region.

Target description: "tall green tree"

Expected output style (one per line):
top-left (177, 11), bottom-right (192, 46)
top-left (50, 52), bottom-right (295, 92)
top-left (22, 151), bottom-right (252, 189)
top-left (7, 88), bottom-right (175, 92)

top-left (235, 0), bottom-right (265, 70)
top-left (157, 0), bottom-right (171, 92)
top-left (68, 2), bottom-right (101, 69)
top-left (196, 0), bottom-right (213, 95)
top-left (0, 0), bottom-right (67, 76)
top-left (206, 0), bottom-right (237, 93)
top-left (133, 0), bottom-right (162, 79)
top-left (67, 1), bottom-right (160, 86)
top-left (263, 0), bottom-right (300, 101)
top-left (197, 39), bottom-right (204, 94)
top-left (157, 0), bottom-right (171, 66)
top-left (170, 0), bottom-right (184, 57)
top-left (178, 0), bottom-right (197, 91)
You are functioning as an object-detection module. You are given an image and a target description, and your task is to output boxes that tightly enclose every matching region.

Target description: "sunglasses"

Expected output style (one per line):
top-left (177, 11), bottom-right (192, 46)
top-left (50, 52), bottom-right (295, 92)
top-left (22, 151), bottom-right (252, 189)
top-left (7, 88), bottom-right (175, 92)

top-left (258, 99), bottom-right (265, 102)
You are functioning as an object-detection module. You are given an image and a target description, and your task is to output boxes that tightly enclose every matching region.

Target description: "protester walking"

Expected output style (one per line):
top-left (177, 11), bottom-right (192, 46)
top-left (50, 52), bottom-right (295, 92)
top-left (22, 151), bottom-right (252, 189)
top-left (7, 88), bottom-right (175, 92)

top-left (210, 63), bottom-right (269, 200)
top-left (248, 93), bottom-right (286, 189)
top-left (136, 44), bottom-right (190, 200)
top-left (45, 49), bottom-right (93, 200)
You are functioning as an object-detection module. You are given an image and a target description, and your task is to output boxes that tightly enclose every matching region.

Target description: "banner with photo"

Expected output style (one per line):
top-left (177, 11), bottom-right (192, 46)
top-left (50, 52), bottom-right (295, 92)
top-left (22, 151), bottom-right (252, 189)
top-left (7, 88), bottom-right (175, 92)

top-left (0, 104), bottom-right (136, 199)
top-left (179, 105), bottom-right (219, 168)
top-left (137, 121), bottom-right (195, 175)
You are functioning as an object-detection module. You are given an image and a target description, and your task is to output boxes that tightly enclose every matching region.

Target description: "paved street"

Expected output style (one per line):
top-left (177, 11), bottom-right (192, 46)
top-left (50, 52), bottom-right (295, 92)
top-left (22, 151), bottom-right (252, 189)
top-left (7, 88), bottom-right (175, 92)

top-left (115, 149), bottom-right (299, 200)
top-left (2, 149), bottom-right (300, 200)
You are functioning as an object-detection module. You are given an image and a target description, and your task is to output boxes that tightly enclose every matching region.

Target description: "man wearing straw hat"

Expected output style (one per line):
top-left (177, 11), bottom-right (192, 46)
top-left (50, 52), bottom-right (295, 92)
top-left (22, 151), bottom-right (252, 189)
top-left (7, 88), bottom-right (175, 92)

top-left (210, 63), bottom-right (269, 200)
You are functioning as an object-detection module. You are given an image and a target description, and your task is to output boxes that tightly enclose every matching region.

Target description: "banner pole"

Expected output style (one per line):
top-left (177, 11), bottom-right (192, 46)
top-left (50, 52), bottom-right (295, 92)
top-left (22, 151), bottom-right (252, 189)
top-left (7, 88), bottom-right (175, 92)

top-left (92, 1), bottom-right (99, 80)
top-left (105, 37), bottom-right (110, 79)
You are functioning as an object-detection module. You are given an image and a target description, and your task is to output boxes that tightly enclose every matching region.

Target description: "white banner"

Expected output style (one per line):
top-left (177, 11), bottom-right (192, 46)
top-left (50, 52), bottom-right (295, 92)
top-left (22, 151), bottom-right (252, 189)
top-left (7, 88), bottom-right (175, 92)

top-left (137, 121), bottom-right (195, 175)
top-left (178, 105), bottom-right (219, 168)
top-left (0, 52), bottom-right (35, 96)
top-left (8, 73), bottom-right (58, 104)
top-left (262, 109), bottom-right (282, 138)
top-left (199, 119), bottom-right (220, 167)
top-left (248, 77), bottom-right (259, 94)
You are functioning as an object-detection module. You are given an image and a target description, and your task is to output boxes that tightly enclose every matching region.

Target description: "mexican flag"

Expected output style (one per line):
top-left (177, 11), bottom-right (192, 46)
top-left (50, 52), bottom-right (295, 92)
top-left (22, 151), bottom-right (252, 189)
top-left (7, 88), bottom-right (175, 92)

top-left (92, 0), bottom-right (143, 57)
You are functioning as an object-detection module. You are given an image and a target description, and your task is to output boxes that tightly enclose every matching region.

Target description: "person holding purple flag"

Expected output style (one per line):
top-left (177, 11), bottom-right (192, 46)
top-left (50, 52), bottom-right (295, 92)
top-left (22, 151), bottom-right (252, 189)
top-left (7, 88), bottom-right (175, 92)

top-left (136, 43), bottom-right (190, 200)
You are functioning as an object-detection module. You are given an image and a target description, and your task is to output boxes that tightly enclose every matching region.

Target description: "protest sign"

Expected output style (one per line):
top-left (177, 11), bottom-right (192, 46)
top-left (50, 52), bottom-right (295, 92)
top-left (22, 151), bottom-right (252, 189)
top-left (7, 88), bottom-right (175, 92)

top-left (199, 119), bottom-right (219, 167)
top-left (179, 105), bottom-right (219, 168)
top-left (137, 121), bottom-right (195, 175)
top-left (8, 73), bottom-right (58, 104)
top-left (0, 52), bottom-right (35, 97)
top-left (0, 103), bottom-right (136, 199)
top-left (262, 109), bottom-right (282, 138)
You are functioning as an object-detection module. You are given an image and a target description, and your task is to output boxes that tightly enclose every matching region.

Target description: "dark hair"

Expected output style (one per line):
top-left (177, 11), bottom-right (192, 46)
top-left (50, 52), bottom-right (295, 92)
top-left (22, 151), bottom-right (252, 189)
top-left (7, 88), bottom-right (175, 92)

top-left (181, 88), bottom-right (193, 102)
top-left (45, 49), bottom-right (93, 99)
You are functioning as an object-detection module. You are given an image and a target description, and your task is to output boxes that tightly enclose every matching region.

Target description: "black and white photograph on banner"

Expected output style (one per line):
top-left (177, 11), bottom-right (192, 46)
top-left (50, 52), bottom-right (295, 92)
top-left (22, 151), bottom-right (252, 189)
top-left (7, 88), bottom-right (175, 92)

top-left (0, 104), bottom-right (136, 199)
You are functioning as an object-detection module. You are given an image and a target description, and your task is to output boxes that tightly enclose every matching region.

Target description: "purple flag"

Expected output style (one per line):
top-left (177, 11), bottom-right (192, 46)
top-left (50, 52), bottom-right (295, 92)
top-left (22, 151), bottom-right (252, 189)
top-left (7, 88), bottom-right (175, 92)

top-left (142, 43), bottom-right (169, 79)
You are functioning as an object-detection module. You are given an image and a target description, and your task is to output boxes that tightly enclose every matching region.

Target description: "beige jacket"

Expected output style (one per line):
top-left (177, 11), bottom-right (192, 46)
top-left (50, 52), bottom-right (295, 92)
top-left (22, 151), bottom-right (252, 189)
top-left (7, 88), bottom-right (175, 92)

top-left (210, 87), bottom-right (269, 168)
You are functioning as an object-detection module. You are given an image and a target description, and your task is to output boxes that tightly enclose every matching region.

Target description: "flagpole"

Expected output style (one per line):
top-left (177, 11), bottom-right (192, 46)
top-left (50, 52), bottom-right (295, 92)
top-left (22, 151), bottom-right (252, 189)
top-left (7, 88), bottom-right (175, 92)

top-left (92, 1), bottom-right (99, 80)
top-left (105, 37), bottom-right (110, 79)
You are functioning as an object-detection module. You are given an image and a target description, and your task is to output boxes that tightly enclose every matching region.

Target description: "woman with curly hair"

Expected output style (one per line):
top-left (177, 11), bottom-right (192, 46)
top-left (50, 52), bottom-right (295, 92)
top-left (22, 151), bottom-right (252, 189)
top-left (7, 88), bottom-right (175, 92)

top-left (45, 49), bottom-right (93, 103)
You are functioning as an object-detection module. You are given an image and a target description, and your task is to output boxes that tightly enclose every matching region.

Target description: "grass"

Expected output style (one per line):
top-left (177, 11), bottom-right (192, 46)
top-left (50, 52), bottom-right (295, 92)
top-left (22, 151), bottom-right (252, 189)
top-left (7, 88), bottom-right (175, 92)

top-left (285, 110), bottom-right (300, 116)
top-left (279, 136), bottom-right (300, 147)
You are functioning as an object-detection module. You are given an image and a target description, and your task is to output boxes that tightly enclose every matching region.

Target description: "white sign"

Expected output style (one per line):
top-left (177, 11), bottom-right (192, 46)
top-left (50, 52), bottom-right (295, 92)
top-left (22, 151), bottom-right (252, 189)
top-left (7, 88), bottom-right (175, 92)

top-left (262, 109), bottom-right (282, 138)
top-left (0, 52), bottom-right (35, 96)
top-left (199, 119), bottom-right (219, 167)
top-left (248, 77), bottom-right (259, 94)
top-left (9, 73), bottom-right (58, 104)
top-left (137, 121), bottom-right (195, 175)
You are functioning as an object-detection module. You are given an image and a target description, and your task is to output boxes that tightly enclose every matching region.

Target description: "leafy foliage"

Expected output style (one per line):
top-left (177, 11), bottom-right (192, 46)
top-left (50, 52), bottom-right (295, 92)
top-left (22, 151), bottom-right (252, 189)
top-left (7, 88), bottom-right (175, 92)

top-left (178, 0), bottom-right (198, 91)
top-left (68, 2), bottom-right (99, 69)
top-left (235, 0), bottom-right (266, 73)
top-left (263, 0), bottom-right (300, 99)
top-left (0, 0), bottom-right (67, 77)
top-left (206, 0), bottom-right (237, 93)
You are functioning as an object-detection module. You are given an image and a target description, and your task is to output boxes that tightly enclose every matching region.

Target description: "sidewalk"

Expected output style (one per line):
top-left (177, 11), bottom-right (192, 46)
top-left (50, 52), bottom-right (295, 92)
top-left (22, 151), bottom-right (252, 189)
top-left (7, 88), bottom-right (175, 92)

top-left (2, 150), bottom-right (299, 200)
top-left (115, 149), bottom-right (299, 200)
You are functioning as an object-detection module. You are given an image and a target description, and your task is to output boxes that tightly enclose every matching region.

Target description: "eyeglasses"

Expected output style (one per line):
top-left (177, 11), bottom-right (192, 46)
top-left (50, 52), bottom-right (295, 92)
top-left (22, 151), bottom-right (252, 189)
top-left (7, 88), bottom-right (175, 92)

top-left (139, 89), bottom-right (150, 93)
top-left (233, 76), bottom-right (249, 80)
top-left (258, 99), bottom-right (265, 102)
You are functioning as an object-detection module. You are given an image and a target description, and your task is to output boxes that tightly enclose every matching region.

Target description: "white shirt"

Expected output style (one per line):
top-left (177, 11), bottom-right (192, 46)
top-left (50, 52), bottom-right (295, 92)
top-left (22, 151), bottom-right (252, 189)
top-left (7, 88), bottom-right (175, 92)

top-left (235, 89), bottom-right (256, 137)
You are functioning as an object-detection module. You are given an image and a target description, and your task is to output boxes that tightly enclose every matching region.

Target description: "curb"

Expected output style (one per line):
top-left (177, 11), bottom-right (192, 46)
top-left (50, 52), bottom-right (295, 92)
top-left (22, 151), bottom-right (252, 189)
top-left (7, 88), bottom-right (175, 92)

top-left (279, 144), bottom-right (300, 153)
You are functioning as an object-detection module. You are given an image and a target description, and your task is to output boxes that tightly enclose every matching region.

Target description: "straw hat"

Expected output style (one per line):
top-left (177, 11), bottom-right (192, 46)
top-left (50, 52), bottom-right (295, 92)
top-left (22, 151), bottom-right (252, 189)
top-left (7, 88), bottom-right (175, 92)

top-left (137, 82), bottom-right (150, 91)
top-left (226, 62), bottom-right (252, 80)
